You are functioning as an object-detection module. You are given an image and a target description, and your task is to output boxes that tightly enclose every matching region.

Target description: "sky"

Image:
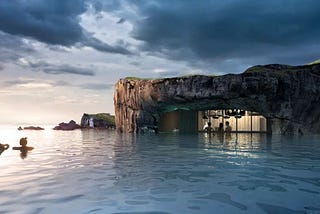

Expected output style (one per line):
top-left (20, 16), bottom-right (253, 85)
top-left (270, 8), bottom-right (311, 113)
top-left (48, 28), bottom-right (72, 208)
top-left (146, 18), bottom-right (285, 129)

top-left (0, 0), bottom-right (319, 125)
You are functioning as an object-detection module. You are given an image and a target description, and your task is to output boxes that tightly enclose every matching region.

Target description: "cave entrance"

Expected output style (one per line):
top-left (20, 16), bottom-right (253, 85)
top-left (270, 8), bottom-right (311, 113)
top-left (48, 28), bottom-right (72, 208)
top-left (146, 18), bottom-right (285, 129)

top-left (198, 109), bottom-right (267, 133)
top-left (158, 110), bottom-right (198, 133)
top-left (158, 109), bottom-right (268, 134)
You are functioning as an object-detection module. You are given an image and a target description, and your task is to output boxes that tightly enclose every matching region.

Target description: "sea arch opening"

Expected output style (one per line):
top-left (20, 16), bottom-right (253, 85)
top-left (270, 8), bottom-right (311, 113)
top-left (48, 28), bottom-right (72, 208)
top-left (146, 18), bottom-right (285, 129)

top-left (157, 108), bottom-right (270, 134)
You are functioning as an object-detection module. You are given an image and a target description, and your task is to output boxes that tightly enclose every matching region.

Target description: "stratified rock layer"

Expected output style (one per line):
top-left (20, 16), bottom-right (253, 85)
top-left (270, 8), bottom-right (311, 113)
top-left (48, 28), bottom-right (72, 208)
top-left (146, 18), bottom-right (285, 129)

top-left (114, 64), bottom-right (320, 134)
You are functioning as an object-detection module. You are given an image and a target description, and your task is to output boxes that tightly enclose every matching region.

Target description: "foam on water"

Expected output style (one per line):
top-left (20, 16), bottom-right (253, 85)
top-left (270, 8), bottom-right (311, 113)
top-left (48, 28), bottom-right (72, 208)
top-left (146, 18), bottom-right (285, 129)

top-left (0, 127), bottom-right (319, 213)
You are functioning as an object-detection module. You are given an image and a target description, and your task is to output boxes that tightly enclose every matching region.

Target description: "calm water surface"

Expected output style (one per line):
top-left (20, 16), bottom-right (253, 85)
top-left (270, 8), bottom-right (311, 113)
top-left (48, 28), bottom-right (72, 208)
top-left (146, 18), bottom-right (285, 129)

top-left (0, 126), bottom-right (320, 214)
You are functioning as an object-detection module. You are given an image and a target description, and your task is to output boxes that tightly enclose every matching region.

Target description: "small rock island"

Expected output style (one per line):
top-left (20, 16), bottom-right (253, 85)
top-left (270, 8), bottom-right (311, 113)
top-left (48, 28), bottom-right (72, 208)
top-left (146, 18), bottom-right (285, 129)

top-left (81, 113), bottom-right (115, 129)
top-left (114, 63), bottom-right (320, 135)
top-left (52, 113), bottom-right (115, 130)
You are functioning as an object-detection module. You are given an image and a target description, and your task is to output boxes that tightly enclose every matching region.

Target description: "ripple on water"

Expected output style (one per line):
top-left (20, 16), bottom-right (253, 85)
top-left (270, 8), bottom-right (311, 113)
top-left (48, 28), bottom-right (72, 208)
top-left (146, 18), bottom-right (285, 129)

top-left (0, 129), bottom-right (320, 213)
top-left (197, 193), bottom-right (247, 211)
top-left (257, 202), bottom-right (307, 214)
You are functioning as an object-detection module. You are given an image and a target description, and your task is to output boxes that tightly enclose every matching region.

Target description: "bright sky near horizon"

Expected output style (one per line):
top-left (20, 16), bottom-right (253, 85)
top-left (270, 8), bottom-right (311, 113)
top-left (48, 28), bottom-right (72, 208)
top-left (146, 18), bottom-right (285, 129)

top-left (0, 0), bottom-right (319, 125)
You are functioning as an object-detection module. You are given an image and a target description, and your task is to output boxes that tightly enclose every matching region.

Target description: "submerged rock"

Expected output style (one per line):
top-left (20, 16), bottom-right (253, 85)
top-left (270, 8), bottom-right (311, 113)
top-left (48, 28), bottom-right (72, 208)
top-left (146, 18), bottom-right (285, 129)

top-left (53, 120), bottom-right (81, 131)
top-left (80, 113), bottom-right (115, 129)
top-left (114, 63), bottom-right (320, 135)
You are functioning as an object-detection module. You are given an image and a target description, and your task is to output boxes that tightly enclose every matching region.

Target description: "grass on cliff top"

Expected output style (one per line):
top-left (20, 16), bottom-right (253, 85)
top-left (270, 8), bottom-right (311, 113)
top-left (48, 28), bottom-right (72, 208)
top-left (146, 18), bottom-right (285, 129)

top-left (309, 59), bottom-right (320, 65)
top-left (87, 113), bottom-right (115, 125)
top-left (245, 62), bottom-right (320, 74)
top-left (244, 64), bottom-right (293, 73)
top-left (124, 77), bottom-right (151, 80)
top-left (124, 74), bottom-right (216, 81)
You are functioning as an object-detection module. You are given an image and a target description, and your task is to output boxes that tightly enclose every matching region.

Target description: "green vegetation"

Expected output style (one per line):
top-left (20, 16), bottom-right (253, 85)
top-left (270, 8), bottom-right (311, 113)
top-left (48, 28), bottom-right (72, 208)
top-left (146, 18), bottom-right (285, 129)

top-left (309, 59), bottom-right (320, 65)
top-left (125, 74), bottom-right (216, 81)
top-left (124, 77), bottom-right (151, 80)
top-left (244, 65), bottom-right (293, 73)
top-left (87, 113), bottom-right (115, 125)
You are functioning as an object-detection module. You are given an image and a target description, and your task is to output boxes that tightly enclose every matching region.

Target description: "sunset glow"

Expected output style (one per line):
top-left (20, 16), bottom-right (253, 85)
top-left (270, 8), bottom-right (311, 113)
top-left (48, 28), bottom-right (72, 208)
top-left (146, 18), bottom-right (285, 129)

top-left (0, 1), bottom-right (319, 125)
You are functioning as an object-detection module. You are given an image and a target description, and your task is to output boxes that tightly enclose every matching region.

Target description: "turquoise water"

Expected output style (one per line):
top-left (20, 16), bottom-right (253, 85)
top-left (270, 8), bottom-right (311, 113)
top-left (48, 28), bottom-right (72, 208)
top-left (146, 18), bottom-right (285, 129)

top-left (0, 127), bottom-right (320, 213)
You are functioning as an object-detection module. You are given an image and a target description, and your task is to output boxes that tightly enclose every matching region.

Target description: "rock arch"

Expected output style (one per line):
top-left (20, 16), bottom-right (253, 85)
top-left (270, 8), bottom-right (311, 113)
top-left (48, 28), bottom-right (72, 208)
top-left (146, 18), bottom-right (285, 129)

top-left (114, 64), bottom-right (320, 135)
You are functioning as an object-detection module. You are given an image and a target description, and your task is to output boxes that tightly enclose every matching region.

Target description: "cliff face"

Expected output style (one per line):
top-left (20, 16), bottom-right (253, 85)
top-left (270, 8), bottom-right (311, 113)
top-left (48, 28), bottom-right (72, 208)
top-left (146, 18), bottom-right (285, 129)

top-left (114, 64), bottom-right (320, 134)
top-left (81, 113), bottom-right (115, 128)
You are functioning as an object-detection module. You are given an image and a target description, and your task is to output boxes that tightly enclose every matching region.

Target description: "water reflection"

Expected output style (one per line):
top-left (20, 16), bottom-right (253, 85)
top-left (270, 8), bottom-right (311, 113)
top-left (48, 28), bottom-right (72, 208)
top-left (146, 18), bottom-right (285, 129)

top-left (109, 133), bottom-right (320, 213)
top-left (0, 127), bottom-right (319, 213)
top-left (201, 132), bottom-right (269, 152)
top-left (13, 147), bottom-right (33, 159)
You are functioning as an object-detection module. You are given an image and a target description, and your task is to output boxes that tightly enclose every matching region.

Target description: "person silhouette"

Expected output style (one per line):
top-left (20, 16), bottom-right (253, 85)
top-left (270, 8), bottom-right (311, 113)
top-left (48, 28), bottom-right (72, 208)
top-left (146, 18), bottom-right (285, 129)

top-left (204, 122), bottom-right (214, 134)
top-left (225, 121), bottom-right (232, 134)
top-left (218, 123), bottom-right (224, 133)
top-left (13, 137), bottom-right (34, 159)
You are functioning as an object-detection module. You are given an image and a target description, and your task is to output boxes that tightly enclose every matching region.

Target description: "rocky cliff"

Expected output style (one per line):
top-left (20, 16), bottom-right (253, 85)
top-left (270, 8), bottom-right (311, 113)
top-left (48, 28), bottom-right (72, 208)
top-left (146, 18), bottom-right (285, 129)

top-left (114, 63), bottom-right (320, 135)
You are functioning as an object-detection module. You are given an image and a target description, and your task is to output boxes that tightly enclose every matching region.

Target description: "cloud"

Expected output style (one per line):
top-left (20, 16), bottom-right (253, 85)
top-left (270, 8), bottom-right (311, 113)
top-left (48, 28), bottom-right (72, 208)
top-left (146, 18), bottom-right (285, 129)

top-left (78, 83), bottom-right (114, 90)
top-left (0, 31), bottom-right (35, 62)
top-left (0, 0), bottom-right (132, 55)
top-left (152, 69), bottom-right (182, 78)
top-left (52, 80), bottom-right (72, 87)
top-left (129, 61), bottom-right (140, 66)
top-left (1, 78), bottom-right (113, 91)
top-left (1, 78), bottom-right (53, 89)
top-left (117, 18), bottom-right (126, 24)
top-left (2, 79), bottom-right (34, 87)
top-left (44, 65), bottom-right (95, 76)
top-left (0, 0), bottom-right (85, 45)
top-left (82, 33), bottom-right (132, 55)
top-left (127, 0), bottom-right (320, 66)
top-left (24, 60), bottom-right (96, 76)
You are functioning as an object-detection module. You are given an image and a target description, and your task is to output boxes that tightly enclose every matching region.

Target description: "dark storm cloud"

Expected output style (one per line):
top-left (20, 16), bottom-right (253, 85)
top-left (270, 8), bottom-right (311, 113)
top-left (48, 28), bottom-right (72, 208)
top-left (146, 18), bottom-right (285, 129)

top-left (0, 0), bottom-right (85, 45)
top-left (0, 0), bottom-right (131, 55)
top-left (91, 0), bottom-right (122, 12)
top-left (28, 60), bottom-right (95, 76)
top-left (0, 31), bottom-right (35, 62)
top-left (83, 34), bottom-right (132, 55)
top-left (117, 18), bottom-right (126, 24)
top-left (43, 65), bottom-right (95, 76)
top-left (128, 0), bottom-right (320, 66)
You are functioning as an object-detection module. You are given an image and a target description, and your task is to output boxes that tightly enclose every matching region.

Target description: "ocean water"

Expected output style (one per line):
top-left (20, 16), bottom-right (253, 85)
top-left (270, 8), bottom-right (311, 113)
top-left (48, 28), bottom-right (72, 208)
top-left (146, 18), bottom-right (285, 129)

top-left (0, 126), bottom-right (319, 214)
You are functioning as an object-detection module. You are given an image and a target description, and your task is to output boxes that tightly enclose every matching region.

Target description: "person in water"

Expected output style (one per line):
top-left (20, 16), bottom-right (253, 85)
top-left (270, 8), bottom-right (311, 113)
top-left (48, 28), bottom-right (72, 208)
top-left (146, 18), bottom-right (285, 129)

top-left (20, 137), bottom-right (28, 146)
top-left (13, 137), bottom-right (34, 159)
top-left (225, 121), bottom-right (232, 134)
top-left (0, 143), bottom-right (10, 155)
top-left (218, 123), bottom-right (224, 133)
top-left (203, 122), bottom-right (214, 134)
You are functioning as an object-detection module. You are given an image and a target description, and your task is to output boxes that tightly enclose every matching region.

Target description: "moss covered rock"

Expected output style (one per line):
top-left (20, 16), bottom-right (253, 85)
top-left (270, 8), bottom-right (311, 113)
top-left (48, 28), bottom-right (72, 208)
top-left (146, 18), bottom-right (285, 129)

top-left (81, 113), bottom-right (115, 128)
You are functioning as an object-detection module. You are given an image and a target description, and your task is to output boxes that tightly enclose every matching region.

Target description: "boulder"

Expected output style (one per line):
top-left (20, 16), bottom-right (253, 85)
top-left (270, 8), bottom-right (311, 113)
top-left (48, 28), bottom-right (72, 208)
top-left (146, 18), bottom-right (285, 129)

top-left (53, 120), bottom-right (81, 130)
